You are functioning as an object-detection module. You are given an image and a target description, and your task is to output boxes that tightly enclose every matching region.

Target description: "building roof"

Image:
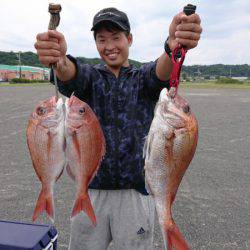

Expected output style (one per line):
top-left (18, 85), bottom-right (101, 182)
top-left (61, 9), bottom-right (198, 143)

top-left (0, 64), bottom-right (49, 73)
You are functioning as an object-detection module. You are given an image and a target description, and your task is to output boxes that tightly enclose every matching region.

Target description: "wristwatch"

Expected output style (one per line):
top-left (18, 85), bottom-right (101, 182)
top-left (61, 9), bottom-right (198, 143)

top-left (165, 37), bottom-right (182, 59)
top-left (164, 37), bottom-right (172, 58)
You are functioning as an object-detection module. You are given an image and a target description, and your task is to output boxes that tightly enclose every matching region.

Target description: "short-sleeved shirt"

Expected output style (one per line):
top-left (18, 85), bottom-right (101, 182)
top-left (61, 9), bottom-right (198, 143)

top-left (54, 55), bottom-right (169, 195)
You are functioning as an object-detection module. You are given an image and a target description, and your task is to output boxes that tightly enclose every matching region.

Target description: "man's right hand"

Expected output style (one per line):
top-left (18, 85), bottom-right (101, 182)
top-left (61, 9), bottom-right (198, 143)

top-left (35, 30), bottom-right (67, 67)
top-left (34, 30), bottom-right (76, 82)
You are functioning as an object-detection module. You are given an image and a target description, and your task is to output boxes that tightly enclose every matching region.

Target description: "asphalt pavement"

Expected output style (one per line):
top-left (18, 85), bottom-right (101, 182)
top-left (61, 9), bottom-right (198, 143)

top-left (0, 84), bottom-right (249, 249)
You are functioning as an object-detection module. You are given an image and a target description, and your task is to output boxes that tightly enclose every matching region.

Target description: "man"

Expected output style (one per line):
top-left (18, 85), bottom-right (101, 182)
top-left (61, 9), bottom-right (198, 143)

top-left (35, 7), bottom-right (202, 250)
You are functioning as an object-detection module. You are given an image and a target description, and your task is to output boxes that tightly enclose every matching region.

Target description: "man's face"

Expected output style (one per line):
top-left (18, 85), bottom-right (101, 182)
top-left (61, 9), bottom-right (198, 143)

top-left (95, 28), bottom-right (132, 68)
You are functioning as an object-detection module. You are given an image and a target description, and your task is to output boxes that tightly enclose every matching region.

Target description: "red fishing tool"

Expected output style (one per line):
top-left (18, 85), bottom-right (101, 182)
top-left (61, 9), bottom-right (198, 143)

top-left (169, 4), bottom-right (196, 98)
top-left (169, 45), bottom-right (187, 98)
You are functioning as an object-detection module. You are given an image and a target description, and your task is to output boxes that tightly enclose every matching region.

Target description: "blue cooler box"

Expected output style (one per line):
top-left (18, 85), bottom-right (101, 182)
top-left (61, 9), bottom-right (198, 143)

top-left (0, 220), bottom-right (58, 250)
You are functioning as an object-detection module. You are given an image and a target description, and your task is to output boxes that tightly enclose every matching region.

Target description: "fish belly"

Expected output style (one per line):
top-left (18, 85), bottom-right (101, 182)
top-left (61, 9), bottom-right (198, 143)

top-left (144, 127), bottom-right (170, 226)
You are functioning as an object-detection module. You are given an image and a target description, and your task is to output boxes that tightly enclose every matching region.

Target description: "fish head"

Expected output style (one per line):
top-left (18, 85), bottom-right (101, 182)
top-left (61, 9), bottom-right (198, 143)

top-left (156, 88), bottom-right (195, 129)
top-left (30, 96), bottom-right (64, 128)
top-left (65, 95), bottom-right (95, 129)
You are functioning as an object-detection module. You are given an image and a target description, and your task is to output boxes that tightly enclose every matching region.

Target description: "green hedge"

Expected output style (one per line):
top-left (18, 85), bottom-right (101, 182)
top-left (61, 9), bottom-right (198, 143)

top-left (216, 77), bottom-right (243, 84)
top-left (10, 78), bottom-right (48, 84)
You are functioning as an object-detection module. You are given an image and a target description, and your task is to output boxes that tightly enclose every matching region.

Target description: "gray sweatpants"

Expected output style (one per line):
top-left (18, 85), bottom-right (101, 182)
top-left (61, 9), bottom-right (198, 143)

top-left (69, 189), bottom-right (155, 250)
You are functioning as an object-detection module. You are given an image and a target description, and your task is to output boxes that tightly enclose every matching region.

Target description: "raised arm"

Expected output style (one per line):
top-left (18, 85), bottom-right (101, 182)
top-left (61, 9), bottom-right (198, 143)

top-left (156, 12), bottom-right (202, 81)
top-left (34, 30), bottom-right (76, 82)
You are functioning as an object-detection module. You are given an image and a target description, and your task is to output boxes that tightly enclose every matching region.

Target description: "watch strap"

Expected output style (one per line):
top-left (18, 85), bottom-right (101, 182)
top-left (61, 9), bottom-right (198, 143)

top-left (164, 37), bottom-right (172, 58)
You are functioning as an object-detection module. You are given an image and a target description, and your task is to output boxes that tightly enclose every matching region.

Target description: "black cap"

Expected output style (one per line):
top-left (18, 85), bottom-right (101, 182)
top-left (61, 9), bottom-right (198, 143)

top-left (91, 7), bottom-right (130, 32)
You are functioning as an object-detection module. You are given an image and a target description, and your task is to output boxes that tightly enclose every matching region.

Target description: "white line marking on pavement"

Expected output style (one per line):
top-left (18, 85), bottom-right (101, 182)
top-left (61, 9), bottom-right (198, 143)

top-left (0, 129), bottom-right (24, 139)
top-left (0, 113), bottom-right (30, 124)
top-left (230, 136), bottom-right (250, 143)
top-left (185, 93), bottom-right (221, 96)
top-left (10, 129), bottom-right (23, 135)
top-left (239, 98), bottom-right (250, 103)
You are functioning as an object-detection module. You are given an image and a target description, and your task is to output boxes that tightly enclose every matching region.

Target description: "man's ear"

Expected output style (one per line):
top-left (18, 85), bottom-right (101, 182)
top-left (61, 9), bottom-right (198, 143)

top-left (128, 33), bottom-right (133, 46)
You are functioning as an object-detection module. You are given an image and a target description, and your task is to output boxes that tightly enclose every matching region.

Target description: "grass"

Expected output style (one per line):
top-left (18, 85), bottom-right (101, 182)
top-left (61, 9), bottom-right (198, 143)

top-left (179, 81), bottom-right (250, 89)
top-left (0, 82), bottom-right (50, 87)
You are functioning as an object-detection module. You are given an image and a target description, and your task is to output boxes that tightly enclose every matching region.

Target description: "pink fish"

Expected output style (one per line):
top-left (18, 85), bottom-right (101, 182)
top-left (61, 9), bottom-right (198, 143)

top-left (26, 96), bottom-right (65, 222)
top-left (65, 95), bottom-right (105, 226)
top-left (144, 88), bottom-right (198, 250)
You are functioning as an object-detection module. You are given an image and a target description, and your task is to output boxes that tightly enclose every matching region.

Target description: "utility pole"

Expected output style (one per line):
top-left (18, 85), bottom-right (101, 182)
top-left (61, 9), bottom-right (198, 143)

top-left (17, 51), bottom-right (22, 78)
top-left (43, 67), bottom-right (45, 80)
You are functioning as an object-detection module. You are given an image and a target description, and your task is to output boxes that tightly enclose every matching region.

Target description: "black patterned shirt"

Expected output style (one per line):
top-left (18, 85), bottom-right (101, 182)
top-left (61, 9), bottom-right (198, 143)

top-left (54, 55), bottom-right (169, 195)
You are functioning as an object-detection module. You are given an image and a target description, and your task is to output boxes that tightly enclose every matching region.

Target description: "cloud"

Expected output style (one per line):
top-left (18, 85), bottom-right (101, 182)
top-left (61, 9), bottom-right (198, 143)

top-left (0, 0), bottom-right (249, 65)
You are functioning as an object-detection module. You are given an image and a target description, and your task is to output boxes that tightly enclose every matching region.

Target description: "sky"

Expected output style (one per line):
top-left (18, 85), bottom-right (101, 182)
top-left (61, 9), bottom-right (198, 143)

top-left (0, 0), bottom-right (249, 65)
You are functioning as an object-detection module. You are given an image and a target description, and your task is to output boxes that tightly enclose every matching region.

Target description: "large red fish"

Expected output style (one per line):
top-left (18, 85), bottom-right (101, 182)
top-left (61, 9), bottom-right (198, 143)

top-left (26, 96), bottom-right (65, 222)
top-left (65, 95), bottom-right (105, 226)
top-left (144, 88), bottom-right (198, 250)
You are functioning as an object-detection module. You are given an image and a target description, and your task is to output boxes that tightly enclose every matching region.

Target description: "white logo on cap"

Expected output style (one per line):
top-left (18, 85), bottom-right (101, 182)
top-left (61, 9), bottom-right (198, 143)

top-left (97, 12), bottom-right (121, 18)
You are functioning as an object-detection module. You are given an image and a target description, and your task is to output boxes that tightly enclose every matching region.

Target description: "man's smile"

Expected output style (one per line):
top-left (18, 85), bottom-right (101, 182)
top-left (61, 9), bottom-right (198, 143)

top-left (105, 51), bottom-right (119, 60)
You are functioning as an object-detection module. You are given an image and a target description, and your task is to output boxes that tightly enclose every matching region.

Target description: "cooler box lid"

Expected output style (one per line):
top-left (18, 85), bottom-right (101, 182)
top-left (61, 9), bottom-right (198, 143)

top-left (0, 220), bottom-right (57, 250)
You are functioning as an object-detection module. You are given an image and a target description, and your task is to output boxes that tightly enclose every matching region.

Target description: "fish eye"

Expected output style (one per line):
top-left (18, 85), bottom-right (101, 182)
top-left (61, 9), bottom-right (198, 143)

top-left (79, 107), bottom-right (85, 115)
top-left (183, 104), bottom-right (190, 114)
top-left (36, 107), bottom-right (46, 116)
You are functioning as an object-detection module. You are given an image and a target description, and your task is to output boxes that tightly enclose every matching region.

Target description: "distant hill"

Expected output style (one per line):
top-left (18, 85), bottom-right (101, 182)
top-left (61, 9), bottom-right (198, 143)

top-left (0, 51), bottom-right (249, 77)
top-left (182, 64), bottom-right (250, 78)
top-left (0, 51), bottom-right (142, 69)
top-left (0, 51), bottom-right (43, 67)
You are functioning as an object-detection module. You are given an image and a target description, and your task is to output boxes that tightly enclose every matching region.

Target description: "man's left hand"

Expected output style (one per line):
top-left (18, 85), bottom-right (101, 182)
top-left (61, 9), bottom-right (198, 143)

top-left (168, 12), bottom-right (202, 51)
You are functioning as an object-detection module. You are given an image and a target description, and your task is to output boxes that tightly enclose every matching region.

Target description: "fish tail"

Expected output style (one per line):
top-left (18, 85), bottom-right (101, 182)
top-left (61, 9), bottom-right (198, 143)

top-left (32, 189), bottom-right (54, 222)
top-left (164, 222), bottom-right (190, 250)
top-left (71, 193), bottom-right (96, 227)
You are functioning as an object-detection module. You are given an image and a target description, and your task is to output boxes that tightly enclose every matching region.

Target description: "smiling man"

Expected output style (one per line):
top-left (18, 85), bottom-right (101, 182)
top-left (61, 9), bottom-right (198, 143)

top-left (35, 7), bottom-right (202, 250)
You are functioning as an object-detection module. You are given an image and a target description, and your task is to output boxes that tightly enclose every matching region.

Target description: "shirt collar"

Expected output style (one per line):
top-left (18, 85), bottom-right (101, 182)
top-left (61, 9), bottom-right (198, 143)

top-left (95, 63), bottom-right (134, 75)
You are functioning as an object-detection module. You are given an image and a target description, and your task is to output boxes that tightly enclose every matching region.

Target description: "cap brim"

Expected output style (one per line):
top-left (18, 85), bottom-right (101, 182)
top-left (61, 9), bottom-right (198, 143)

top-left (91, 19), bottom-right (128, 31)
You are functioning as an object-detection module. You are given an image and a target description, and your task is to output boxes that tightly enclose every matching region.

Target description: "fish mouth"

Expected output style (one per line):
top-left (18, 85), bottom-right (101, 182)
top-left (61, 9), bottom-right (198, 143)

top-left (38, 98), bottom-right (65, 129)
top-left (40, 119), bottom-right (59, 128)
top-left (39, 112), bottom-right (64, 128)
top-left (65, 114), bottom-right (84, 130)
top-left (156, 100), bottom-right (186, 129)
top-left (166, 115), bottom-right (186, 129)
